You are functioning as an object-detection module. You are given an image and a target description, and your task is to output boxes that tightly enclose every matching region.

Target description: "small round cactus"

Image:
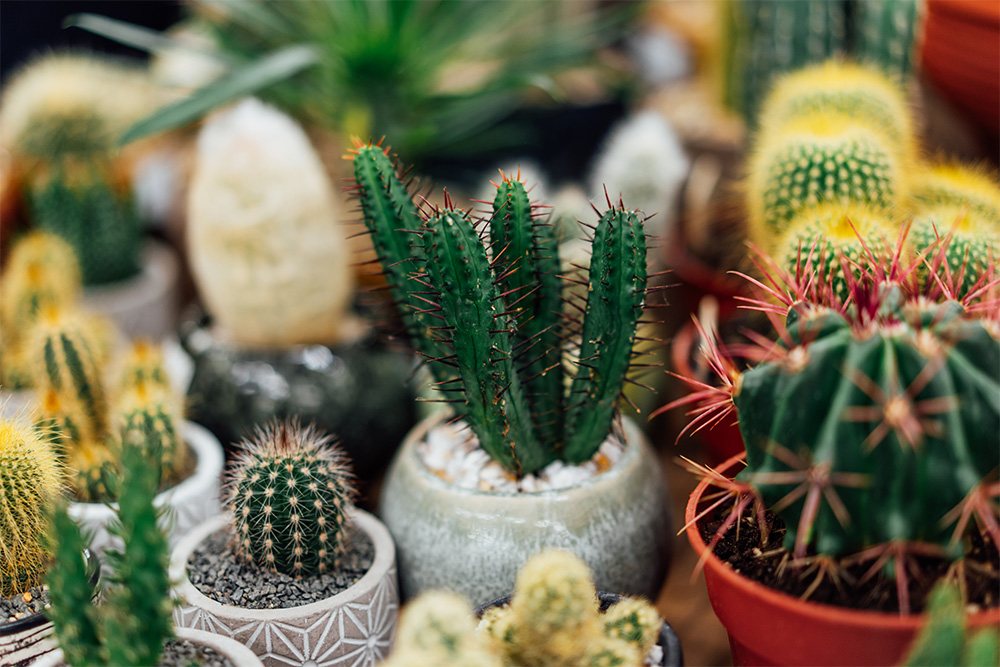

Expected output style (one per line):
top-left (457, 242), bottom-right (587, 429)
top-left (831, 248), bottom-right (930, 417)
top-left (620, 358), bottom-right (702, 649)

top-left (385, 591), bottom-right (501, 667)
top-left (0, 416), bottom-right (63, 597)
top-left (602, 597), bottom-right (663, 657)
top-left (225, 421), bottom-right (355, 577)
top-left (117, 340), bottom-right (172, 394)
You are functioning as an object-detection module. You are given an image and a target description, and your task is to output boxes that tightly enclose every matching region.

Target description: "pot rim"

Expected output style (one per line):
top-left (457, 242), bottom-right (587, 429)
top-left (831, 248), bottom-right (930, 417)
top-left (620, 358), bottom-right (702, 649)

top-left (170, 507), bottom-right (395, 621)
top-left (68, 421), bottom-right (224, 518)
top-left (400, 413), bottom-right (647, 498)
top-left (0, 550), bottom-right (100, 636)
top-left (684, 452), bottom-right (1000, 627)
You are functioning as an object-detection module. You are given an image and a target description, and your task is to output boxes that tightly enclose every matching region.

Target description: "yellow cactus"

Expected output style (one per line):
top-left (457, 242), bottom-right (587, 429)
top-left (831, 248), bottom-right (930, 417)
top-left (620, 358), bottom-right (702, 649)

top-left (116, 340), bottom-right (172, 395)
top-left (910, 162), bottom-right (1000, 223)
top-left (602, 597), bottom-right (663, 657)
top-left (0, 416), bottom-right (63, 596)
top-left (584, 635), bottom-right (643, 667)
top-left (758, 60), bottom-right (916, 162)
top-left (386, 591), bottom-right (502, 667)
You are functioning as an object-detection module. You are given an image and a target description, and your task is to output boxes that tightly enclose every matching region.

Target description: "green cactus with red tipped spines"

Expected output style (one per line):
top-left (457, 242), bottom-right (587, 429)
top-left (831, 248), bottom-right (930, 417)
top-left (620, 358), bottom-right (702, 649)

top-left (225, 421), bottom-right (355, 577)
top-left (351, 143), bottom-right (650, 476)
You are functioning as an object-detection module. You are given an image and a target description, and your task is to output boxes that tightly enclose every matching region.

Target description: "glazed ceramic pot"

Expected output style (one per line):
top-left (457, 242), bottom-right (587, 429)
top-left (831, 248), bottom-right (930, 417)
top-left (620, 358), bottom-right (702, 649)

top-left (687, 453), bottom-right (1000, 666)
top-left (32, 626), bottom-right (265, 667)
top-left (379, 415), bottom-right (673, 605)
top-left (179, 316), bottom-right (416, 481)
top-left (170, 509), bottom-right (399, 667)
top-left (0, 551), bottom-right (99, 667)
top-left (80, 240), bottom-right (180, 341)
top-left (475, 591), bottom-right (684, 666)
top-left (69, 421), bottom-right (224, 557)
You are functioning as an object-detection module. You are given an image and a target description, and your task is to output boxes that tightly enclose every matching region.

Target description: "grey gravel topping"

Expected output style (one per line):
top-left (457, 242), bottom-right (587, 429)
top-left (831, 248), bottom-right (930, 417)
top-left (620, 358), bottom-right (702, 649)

top-left (187, 526), bottom-right (375, 610)
top-left (0, 585), bottom-right (49, 625)
top-left (158, 638), bottom-right (234, 667)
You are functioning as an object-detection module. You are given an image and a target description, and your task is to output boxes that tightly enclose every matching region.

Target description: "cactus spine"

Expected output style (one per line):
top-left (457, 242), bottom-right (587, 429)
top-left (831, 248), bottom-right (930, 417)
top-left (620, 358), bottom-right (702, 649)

top-left (0, 418), bottom-right (62, 597)
top-left (47, 437), bottom-right (174, 667)
top-left (225, 421), bottom-right (355, 577)
top-left (352, 144), bottom-right (650, 476)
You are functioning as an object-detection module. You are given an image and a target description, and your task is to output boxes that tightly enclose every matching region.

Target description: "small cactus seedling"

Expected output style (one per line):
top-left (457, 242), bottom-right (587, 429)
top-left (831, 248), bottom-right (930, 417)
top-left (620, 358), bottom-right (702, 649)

top-left (663, 231), bottom-right (1000, 614)
top-left (225, 421), bottom-right (356, 577)
top-left (0, 417), bottom-right (63, 597)
top-left (46, 437), bottom-right (174, 667)
top-left (902, 580), bottom-right (1000, 666)
top-left (351, 142), bottom-right (653, 476)
top-left (381, 550), bottom-right (662, 667)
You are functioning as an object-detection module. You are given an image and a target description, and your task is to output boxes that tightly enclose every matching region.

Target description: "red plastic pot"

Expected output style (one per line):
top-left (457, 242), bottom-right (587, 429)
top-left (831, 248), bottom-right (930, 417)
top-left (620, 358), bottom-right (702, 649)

top-left (669, 320), bottom-right (744, 465)
top-left (685, 453), bottom-right (1000, 666)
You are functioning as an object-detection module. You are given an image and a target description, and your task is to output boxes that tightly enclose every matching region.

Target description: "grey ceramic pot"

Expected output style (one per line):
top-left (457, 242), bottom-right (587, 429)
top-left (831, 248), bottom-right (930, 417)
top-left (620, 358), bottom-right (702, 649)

top-left (378, 415), bottom-right (673, 605)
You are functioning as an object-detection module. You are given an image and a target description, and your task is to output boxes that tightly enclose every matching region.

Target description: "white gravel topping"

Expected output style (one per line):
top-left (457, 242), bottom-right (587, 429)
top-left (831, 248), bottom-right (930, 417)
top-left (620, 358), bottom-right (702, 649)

top-left (417, 420), bottom-right (625, 492)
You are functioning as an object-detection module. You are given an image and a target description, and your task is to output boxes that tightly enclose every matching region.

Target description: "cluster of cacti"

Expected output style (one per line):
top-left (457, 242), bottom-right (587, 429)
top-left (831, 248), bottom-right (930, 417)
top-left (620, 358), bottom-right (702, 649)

top-left (670, 231), bottom-right (999, 613)
top-left (902, 581), bottom-right (1000, 666)
top-left (0, 53), bottom-right (154, 285)
top-left (718, 0), bottom-right (921, 122)
top-left (186, 98), bottom-right (354, 348)
top-left (0, 417), bottom-right (63, 598)
top-left (46, 437), bottom-right (174, 666)
top-left (224, 421), bottom-right (356, 577)
top-left (381, 550), bottom-right (662, 667)
top-left (352, 142), bottom-right (652, 476)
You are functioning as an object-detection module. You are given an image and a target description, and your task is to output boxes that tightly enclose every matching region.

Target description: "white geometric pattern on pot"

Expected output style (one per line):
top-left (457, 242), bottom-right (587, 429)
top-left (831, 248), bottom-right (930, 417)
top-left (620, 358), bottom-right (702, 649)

top-left (171, 510), bottom-right (399, 667)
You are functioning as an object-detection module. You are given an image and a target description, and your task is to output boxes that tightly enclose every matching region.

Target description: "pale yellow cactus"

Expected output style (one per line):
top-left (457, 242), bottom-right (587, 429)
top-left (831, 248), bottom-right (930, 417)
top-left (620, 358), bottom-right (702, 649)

top-left (602, 597), bottom-right (663, 657)
top-left (383, 591), bottom-right (502, 667)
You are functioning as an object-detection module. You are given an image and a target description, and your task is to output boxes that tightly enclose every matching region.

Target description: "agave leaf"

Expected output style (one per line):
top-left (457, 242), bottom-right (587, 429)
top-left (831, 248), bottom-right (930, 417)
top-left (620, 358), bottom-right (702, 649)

top-left (118, 44), bottom-right (320, 145)
top-left (66, 13), bottom-right (201, 56)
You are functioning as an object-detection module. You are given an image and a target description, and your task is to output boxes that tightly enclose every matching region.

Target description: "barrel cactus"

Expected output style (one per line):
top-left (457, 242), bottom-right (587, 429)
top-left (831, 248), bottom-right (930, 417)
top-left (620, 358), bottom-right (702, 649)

top-left (0, 417), bottom-right (62, 597)
top-left (351, 142), bottom-right (651, 476)
top-left (224, 421), bottom-right (355, 577)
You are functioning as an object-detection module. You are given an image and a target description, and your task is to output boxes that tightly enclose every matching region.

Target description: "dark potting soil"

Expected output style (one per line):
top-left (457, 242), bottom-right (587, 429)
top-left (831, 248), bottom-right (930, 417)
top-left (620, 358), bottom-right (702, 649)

top-left (158, 637), bottom-right (233, 667)
top-left (187, 525), bottom-right (375, 609)
top-left (0, 585), bottom-right (49, 625)
top-left (701, 506), bottom-right (1000, 614)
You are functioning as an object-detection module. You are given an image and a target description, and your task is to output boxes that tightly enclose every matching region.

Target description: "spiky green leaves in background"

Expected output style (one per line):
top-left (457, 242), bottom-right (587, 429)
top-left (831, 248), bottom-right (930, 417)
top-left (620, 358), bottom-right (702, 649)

top-left (352, 143), bottom-right (651, 476)
top-left (226, 421), bottom-right (355, 577)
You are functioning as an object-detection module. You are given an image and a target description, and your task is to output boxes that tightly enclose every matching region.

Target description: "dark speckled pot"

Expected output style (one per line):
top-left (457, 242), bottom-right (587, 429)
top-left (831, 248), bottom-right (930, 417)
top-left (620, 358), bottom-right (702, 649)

top-left (378, 415), bottom-right (673, 606)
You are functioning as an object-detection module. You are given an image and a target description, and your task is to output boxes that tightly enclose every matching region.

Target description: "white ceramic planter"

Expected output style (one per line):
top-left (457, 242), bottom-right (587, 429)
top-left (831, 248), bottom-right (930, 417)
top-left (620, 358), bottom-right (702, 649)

top-left (69, 421), bottom-right (224, 557)
top-left (171, 509), bottom-right (399, 667)
top-left (378, 415), bottom-right (673, 605)
top-left (31, 626), bottom-right (265, 667)
top-left (81, 240), bottom-right (180, 341)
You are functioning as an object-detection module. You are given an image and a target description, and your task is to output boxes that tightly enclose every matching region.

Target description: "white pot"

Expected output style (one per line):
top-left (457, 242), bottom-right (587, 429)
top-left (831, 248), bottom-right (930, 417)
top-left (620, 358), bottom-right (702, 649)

top-left (69, 421), bottom-right (224, 557)
top-left (31, 626), bottom-right (264, 667)
top-left (171, 509), bottom-right (399, 667)
top-left (80, 240), bottom-right (180, 341)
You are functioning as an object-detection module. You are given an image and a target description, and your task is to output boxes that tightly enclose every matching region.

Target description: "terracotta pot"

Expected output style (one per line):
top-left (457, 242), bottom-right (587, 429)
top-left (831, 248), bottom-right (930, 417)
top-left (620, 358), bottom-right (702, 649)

top-left (0, 551), bottom-right (99, 667)
top-left (80, 240), bottom-right (180, 341)
top-left (476, 591), bottom-right (684, 667)
top-left (31, 626), bottom-right (264, 667)
top-left (921, 0), bottom-right (1000, 136)
top-left (685, 453), bottom-right (1000, 666)
top-left (379, 414), bottom-right (673, 605)
top-left (170, 509), bottom-right (399, 667)
top-left (68, 421), bottom-right (224, 558)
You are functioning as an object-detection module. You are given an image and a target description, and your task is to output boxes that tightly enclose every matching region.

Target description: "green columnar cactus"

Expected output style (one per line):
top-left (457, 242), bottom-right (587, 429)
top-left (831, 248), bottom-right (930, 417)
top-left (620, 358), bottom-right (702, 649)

top-left (117, 387), bottom-right (184, 490)
top-left (352, 143), bottom-right (650, 476)
top-left (0, 418), bottom-right (62, 597)
top-left (853, 0), bottom-right (922, 83)
top-left (47, 438), bottom-right (174, 667)
top-left (225, 421), bottom-right (355, 577)
top-left (747, 114), bottom-right (902, 245)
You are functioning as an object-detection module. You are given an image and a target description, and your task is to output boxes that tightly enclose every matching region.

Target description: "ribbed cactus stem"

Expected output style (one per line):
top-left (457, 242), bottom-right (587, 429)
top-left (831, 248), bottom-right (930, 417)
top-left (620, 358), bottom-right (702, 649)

top-left (0, 418), bottom-right (62, 597)
top-left (490, 175), bottom-right (564, 448)
top-left (46, 506), bottom-right (103, 666)
top-left (423, 206), bottom-right (550, 474)
top-left (564, 206), bottom-right (647, 462)
top-left (117, 340), bottom-right (172, 394)
top-left (227, 422), bottom-right (355, 577)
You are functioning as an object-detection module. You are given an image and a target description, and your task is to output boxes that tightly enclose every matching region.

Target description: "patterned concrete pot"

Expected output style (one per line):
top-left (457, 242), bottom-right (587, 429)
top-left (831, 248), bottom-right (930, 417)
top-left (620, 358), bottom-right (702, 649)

top-left (81, 240), bottom-right (180, 341)
top-left (68, 421), bottom-right (224, 558)
top-left (32, 626), bottom-right (265, 667)
top-left (170, 509), bottom-right (399, 667)
top-left (0, 551), bottom-right (99, 667)
top-left (379, 415), bottom-right (673, 606)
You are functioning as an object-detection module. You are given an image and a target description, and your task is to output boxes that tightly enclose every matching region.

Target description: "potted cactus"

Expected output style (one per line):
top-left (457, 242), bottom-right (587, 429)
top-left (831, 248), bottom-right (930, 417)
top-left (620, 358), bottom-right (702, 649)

top-left (25, 313), bottom-right (223, 555)
top-left (381, 550), bottom-right (682, 667)
top-left (0, 53), bottom-right (180, 340)
top-left (179, 98), bottom-right (415, 481)
top-left (36, 437), bottom-right (262, 667)
top-left (350, 141), bottom-right (672, 604)
top-left (170, 420), bottom-right (399, 666)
